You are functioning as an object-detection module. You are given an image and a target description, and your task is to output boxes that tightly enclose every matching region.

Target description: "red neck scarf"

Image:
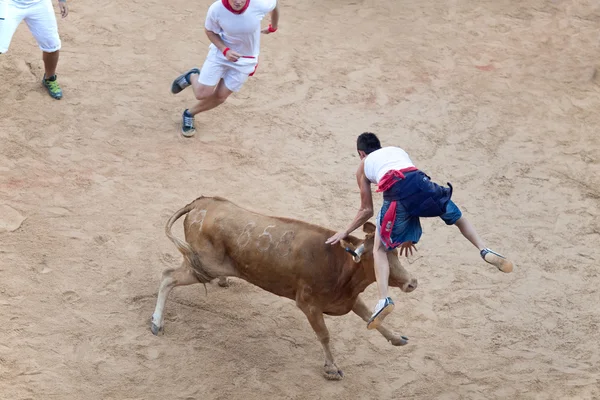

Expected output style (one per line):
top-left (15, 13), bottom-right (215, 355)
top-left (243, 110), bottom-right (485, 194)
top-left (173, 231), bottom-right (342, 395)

top-left (221, 0), bottom-right (250, 14)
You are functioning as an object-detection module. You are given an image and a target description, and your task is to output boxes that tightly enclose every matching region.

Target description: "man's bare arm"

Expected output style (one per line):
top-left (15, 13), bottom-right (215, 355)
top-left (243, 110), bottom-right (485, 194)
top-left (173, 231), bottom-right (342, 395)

top-left (326, 161), bottom-right (374, 245)
top-left (341, 161), bottom-right (374, 236)
top-left (261, 3), bottom-right (280, 34)
top-left (205, 29), bottom-right (227, 53)
top-left (205, 28), bottom-right (241, 61)
top-left (270, 3), bottom-right (280, 29)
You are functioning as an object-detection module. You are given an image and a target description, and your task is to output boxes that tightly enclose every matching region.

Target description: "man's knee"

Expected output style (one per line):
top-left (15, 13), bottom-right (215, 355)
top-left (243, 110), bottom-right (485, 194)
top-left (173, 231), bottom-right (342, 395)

top-left (193, 87), bottom-right (214, 101)
top-left (194, 91), bottom-right (210, 101)
top-left (192, 81), bottom-right (219, 101)
top-left (214, 91), bottom-right (230, 104)
top-left (193, 91), bottom-right (229, 103)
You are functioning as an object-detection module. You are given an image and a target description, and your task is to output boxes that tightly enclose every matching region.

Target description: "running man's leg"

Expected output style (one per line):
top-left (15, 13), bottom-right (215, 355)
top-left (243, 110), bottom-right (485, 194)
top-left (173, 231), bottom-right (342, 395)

top-left (0, 1), bottom-right (26, 54)
top-left (186, 64), bottom-right (248, 115)
top-left (171, 56), bottom-right (237, 136)
top-left (188, 77), bottom-right (233, 115)
top-left (25, 0), bottom-right (63, 99)
top-left (178, 74), bottom-right (233, 137)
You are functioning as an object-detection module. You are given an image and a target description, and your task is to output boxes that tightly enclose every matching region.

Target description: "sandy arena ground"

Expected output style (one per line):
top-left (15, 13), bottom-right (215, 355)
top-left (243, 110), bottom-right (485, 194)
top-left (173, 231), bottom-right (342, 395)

top-left (1, 0), bottom-right (600, 398)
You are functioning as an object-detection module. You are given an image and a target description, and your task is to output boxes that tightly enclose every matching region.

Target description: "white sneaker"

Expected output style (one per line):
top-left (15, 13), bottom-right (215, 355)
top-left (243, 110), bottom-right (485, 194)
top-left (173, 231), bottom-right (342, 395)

top-left (367, 297), bottom-right (394, 330)
top-left (480, 248), bottom-right (514, 273)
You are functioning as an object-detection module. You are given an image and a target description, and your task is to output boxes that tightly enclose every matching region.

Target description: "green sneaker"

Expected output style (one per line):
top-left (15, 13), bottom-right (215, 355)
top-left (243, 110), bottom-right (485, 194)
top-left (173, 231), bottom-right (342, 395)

top-left (42, 74), bottom-right (63, 100)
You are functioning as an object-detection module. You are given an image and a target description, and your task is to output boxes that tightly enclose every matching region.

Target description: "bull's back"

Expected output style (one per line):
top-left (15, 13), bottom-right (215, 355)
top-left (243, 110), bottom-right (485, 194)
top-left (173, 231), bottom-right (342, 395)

top-left (182, 197), bottom-right (347, 299)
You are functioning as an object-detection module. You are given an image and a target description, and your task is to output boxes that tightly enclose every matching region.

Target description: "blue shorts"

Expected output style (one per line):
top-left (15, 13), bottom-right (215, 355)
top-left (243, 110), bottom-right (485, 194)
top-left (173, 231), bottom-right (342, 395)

top-left (376, 199), bottom-right (462, 248)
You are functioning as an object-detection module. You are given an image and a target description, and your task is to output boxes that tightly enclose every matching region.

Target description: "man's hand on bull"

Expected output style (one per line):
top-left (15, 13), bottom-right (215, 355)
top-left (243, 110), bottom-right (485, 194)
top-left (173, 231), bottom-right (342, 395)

top-left (398, 241), bottom-right (417, 257)
top-left (326, 230), bottom-right (348, 245)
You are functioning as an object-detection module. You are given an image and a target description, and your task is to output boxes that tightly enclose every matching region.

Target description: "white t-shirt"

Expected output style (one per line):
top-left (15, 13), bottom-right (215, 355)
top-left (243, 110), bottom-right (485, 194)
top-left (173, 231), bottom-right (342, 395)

top-left (363, 147), bottom-right (416, 184)
top-left (205, 0), bottom-right (276, 59)
top-left (10, 0), bottom-right (45, 7)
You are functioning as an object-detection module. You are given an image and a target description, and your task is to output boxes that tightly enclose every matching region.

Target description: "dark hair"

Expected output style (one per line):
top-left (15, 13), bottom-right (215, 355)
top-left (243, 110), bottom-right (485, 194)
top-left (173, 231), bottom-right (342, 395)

top-left (356, 132), bottom-right (382, 154)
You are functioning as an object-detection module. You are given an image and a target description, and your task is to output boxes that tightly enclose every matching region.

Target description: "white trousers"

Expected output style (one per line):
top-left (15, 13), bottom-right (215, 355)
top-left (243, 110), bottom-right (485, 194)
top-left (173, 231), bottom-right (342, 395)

top-left (0, 0), bottom-right (61, 54)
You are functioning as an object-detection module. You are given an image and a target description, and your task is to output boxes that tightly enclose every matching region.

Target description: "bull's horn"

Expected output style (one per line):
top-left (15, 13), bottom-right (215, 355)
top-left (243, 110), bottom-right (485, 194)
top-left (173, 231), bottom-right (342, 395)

top-left (344, 246), bottom-right (359, 259)
top-left (345, 244), bottom-right (365, 263)
top-left (355, 244), bottom-right (365, 256)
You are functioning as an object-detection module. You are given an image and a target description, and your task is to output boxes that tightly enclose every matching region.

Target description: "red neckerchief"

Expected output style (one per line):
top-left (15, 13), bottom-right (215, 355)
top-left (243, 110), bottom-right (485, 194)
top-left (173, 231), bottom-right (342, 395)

top-left (221, 0), bottom-right (250, 14)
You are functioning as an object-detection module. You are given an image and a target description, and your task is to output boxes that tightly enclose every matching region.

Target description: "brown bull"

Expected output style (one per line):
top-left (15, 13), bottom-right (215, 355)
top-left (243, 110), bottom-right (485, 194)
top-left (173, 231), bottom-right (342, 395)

top-left (150, 196), bottom-right (418, 380)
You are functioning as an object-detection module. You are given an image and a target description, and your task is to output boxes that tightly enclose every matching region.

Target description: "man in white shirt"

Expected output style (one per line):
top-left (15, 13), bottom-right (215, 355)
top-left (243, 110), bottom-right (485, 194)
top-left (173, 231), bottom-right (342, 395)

top-left (326, 132), bottom-right (514, 330)
top-left (170, 0), bottom-right (279, 137)
top-left (0, 0), bottom-right (68, 99)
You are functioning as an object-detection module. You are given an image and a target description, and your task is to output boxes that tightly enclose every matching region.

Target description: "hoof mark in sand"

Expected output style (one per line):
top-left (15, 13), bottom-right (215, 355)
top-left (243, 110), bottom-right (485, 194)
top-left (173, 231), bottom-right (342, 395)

top-left (62, 291), bottom-right (81, 303)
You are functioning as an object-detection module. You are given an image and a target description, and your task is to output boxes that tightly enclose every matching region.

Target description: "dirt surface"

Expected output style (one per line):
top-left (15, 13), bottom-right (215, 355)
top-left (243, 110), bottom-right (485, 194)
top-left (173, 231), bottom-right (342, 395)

top-left (1, 0), bottom-right (599, 398)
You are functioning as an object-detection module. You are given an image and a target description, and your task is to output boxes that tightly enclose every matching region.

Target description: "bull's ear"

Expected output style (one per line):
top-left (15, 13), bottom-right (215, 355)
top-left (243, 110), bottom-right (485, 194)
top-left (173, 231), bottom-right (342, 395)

top-left (363, 222), bottom-right (376, 234)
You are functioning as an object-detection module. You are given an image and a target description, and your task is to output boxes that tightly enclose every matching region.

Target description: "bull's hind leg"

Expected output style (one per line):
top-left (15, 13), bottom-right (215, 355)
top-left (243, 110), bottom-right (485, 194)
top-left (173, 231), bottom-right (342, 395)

top-left (296, 300), bottom-right (343, 380)
top-left (150, 264), bottom-right (200, 335)
top-left (352, 296), bottom-right (409, 346)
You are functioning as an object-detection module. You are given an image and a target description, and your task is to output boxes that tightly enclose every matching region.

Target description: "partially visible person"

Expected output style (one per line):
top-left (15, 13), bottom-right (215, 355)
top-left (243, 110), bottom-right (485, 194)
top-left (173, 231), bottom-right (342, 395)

top-left (0, 0), bottom-right (69, 99)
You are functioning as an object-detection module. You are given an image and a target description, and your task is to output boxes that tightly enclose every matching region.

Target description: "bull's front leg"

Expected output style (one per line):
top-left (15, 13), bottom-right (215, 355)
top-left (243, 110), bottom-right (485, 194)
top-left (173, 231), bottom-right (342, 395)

top-left (352, 296), bottom-right (409, 346)
top-left (296, 300), bottom-right (344, 380)
top-left (150, 264), bottom-right (200, 335)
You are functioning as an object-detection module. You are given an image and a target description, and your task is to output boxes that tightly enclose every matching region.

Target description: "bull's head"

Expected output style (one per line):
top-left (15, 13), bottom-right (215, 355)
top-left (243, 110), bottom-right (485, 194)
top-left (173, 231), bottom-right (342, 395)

top-left (340, 222), bottom-right (417, 293)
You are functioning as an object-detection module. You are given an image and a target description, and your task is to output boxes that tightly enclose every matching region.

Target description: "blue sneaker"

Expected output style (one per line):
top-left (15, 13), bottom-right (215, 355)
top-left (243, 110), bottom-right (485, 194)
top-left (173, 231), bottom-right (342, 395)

top-left (42, 74), bottom-right (63, 100)
top-left (367, 297), bottom-right (394, 330)
top-left (181, 109), bottom-right (195, 137)
top-left (171, 68), bottom-right (199, 94)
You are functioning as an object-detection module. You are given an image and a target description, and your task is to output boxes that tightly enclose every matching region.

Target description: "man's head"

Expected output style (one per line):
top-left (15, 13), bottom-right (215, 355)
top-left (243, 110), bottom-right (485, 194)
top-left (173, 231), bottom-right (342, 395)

top-left (228, 0), bottom-right (248, 11)
top-left (356, 132), bottom-right (382, 159)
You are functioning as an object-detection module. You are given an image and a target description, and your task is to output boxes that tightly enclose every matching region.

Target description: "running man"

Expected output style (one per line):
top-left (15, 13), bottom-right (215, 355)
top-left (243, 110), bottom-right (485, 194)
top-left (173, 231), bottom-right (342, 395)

top-left (0, 0), bottom-right (68, 99)
top-left (326, 132), bottom-right (514, 330)
top-left (170, 0), bottom-right (279, 137)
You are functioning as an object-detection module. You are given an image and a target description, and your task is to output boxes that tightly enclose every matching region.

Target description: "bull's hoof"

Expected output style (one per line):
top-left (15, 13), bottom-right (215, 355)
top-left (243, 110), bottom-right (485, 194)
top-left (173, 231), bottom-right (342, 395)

top-left (217, 277), bottom-right (229, 288)
top-left (389, 335), bottom-right (409, 346)
top-left (323, 363), bottom-right (344, 381)
top-left (150, 322), bottom-right (163, 336)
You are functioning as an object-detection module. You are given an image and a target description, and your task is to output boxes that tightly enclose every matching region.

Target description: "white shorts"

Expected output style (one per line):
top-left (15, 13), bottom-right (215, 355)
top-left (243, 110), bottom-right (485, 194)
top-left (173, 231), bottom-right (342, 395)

top-left (198, 46), bottom-right (258, 93)
top-left (0, 0), bottom-right (61, 54)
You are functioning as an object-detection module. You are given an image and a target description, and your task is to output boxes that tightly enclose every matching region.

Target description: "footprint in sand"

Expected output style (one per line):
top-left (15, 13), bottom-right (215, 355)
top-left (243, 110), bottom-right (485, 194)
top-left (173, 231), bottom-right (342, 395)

top-left (62, 291), bottom-right (81, 303)
top-left (94, 234), bottom-right (112, 245)
top-left (160, 252), bottom-right (178, 265)
top-left (408, 347), bottom-right (445, 377)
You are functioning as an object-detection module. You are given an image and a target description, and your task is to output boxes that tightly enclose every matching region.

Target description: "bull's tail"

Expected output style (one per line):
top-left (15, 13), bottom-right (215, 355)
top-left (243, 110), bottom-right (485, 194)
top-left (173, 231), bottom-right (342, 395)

top-left (165, 201), bottom-right (215, 284)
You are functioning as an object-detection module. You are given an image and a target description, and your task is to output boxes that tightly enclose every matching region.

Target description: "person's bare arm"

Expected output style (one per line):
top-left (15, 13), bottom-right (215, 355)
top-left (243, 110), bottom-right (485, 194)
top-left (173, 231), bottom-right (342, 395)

top-left (270, 3), bottom-right (280, 30)
top-left (58, 0), bottom-right (68, 18)
top-left (205, 29), bottom-right (241, 61)
top-left (261, 2), bottom-right (280, 33)
top-left (326, 160), bottom-right (374, 244)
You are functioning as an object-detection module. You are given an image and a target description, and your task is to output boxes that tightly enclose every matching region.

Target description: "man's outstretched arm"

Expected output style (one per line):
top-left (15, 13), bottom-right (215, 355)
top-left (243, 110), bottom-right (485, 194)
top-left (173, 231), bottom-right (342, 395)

top-left (326, 161), bottom-right (374, 245)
